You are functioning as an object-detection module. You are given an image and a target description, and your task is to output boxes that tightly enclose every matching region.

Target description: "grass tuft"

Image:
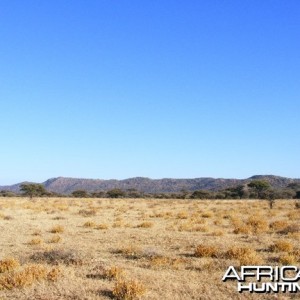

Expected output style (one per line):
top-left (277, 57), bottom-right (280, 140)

top-left (113, 278), bottom-right (146, 300)
top-left (50, 225), bottom-right (65, 234)
top-left (0, 258), bottom-right (20, 273)
top-left (194, 244), bottom-right (219, 258)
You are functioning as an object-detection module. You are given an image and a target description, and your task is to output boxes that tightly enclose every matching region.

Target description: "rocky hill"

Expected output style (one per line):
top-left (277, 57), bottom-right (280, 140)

top-left (1, 175), bottom-right (299, 194)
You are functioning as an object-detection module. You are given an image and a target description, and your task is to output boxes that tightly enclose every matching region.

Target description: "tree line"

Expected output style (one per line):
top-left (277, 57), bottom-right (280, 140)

top-left (1, 180), bottom-right (300, 201)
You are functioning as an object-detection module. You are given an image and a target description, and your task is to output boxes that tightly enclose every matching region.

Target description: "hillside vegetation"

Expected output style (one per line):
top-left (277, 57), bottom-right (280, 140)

top-left (1, 175), bottom-right (300, 194)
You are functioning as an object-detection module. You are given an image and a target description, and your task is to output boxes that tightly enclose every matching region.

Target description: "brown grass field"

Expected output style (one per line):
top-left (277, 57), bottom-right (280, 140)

top-left (0, 197), bottom-right (300, 299)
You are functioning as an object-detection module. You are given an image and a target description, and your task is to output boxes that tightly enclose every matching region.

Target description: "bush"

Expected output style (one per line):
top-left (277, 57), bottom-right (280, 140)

top-left (72, 190), bottom-right (89, 198)
top-left (107, 189), bottom-right (125, 198)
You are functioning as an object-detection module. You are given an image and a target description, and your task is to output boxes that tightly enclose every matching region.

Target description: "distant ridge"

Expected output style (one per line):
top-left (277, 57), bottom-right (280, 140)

top-left (1, 175), bottom-right (299, 194)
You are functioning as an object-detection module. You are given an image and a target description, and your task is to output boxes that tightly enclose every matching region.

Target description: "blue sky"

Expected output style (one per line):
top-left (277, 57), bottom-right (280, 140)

top-left (0, 1), bottom-right (299, 184)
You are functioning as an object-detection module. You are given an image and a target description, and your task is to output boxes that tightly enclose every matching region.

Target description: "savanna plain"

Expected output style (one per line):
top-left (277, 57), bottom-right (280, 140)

top-left (0, 197), bottom-right (300, 299)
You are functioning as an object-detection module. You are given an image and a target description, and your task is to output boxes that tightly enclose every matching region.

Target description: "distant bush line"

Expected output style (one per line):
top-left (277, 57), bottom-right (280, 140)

top-left (1, 180), bottom-right (300, 201)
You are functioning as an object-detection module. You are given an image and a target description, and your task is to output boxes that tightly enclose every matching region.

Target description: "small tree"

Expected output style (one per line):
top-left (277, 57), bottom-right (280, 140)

top-left (72, 190), bottom-right (88, 198)
top-left (127, 189), bottom-right (143, 198)
top-left (91, 191), bottom-right (105, 198)
top-left (295, 191), bottom-right (300, 199)
top-left (248, 180), bottom-right (271, 199)
top-left (0, 190), bottom-right (16, 197)
top-left (294, 191), bottom-right (300, 209)
top-left (223, 185), bottom-right (248, 199)
top-left (287, 183), bottom-right (300, 191)
top-left (234, 185), bottom-right (247, 199)
top-left (191, 190), bottom-right (211, 199)
top-left (106, 189), bottom-right (125, 198)
top-left (20, 183), bottom-right (47, 199)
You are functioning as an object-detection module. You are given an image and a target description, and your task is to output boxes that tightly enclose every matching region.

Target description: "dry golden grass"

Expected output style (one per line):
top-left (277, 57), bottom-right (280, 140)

top-left (232, 215), bottom-right (269, 234)
top-left (78, 208), bottom-right (97, 217)
top-left (270, 220), bottom-right (289, 231)
top-left (28, 238), bottom-right (43, 246)
top-left (246, 215), bottom-right (269, 234)
top-left (278, 254), bottom-right (297, 265)
top-left (113, 278), bottom-right (147, 300)
top-left (210, 229), bottom-right (224, 236)
top-left (194, 244), bottom-right (220, 258)
top-left (0, 264), bottom-right (61, 290)
top-left (233, 223), bottom-right (252, 234)
top-left (95, 223), bottom-right (109, 230)
top-left (225, 246), bottom-right (264, 265)
top-left (103, 266), bottom-right (125, 280)
top-left (31, 229), bottom-right (42, 236)
top-left (115, 245), bottom-right (142, 259)
top-left (0, 197), bottom-right (300, 299)
top-left (176, 211), bottom-right (188, 219)
top-left (269, 240), bottom-right (294, 252)
top-left (49, 225), bottom-right (65, 234)
top-left (136, 221), bottom-right (154, 228)
top-left (47, 235), bottom-right (62, 244)
top-left (147, 256), bottom-right (186, 270)
top-left (0, 259), bottom-right (20, 273)
top-left (201, 211), bottom-right (213, 218)
top-left (177, 221), bottom-right (208, 232)
top-left (83, 221), bottom-right (97, 228)
top-left (46, 266), bottom-right (61, 281)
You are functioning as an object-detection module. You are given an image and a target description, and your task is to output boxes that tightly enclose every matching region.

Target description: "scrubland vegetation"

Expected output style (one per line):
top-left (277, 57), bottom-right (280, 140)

top-left (0, 197), bottom-right (300, 299)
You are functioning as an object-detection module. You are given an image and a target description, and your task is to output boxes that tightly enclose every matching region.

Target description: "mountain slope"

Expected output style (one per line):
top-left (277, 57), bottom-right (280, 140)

top-left (1, 175), bottom-right (300, 194)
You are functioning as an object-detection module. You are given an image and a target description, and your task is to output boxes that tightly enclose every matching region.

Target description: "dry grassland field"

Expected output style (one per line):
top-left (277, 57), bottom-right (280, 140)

top-left (0, 197), bottom-right (300, 299)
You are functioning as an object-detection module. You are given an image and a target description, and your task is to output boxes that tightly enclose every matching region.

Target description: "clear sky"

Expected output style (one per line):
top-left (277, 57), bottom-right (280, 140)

top-left (0, 1), bottom-right (299, 185)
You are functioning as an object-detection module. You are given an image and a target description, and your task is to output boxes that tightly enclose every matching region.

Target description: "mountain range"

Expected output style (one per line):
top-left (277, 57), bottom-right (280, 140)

top-left (1, 175), bottom-right (300, 194)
